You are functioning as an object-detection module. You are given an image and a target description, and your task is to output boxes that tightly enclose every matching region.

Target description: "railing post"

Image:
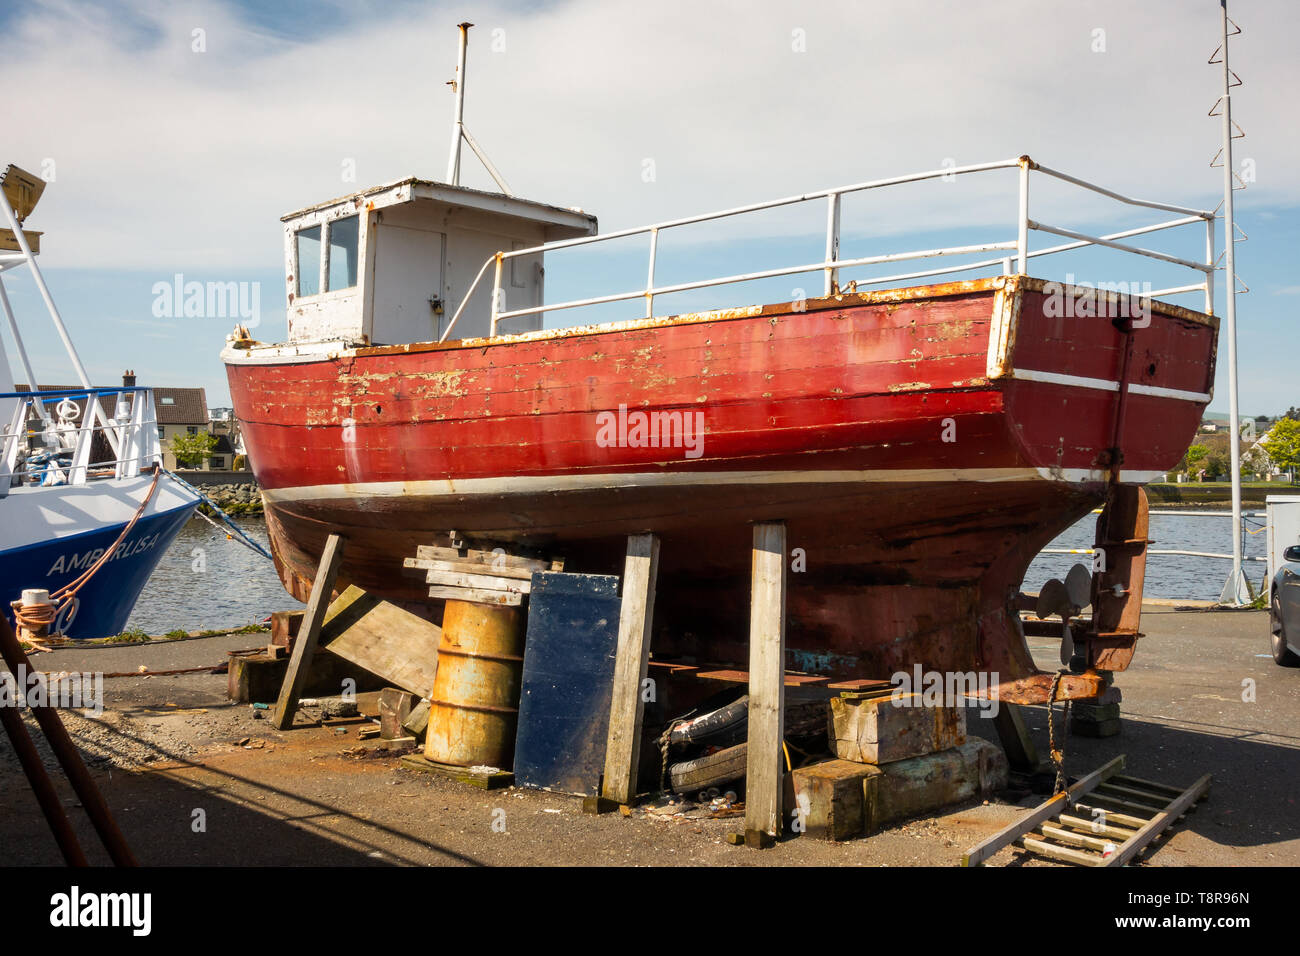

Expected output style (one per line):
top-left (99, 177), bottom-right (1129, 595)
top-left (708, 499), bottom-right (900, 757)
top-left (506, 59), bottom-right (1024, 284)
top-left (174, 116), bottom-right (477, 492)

top-left (1204, 217), bottom-right (1215, 316)
top-left (69, 396), bottom-right (96, 486)
top-left (0, 399), bottom-right (25, 495)
top-left (645, 227), bottom-right (658, 319)
top-left (1016, 159), bottom-right (1030, 275)
top-left (824, 193), bottom-right (841, 296)
top-left (489, 253), bottom-right (504, 337)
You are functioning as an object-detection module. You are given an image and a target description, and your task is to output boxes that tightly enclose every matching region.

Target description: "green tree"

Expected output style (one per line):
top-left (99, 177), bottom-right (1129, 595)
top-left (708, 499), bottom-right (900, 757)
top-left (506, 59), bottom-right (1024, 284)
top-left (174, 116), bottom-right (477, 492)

top-left (1264, 418), bottom-right (1300, 480)
top-left (1204, 452), bottom-right (1227, 480)
top-left (1182, 442), bottom-right (1210, 476)
top-left (170, 431), bottom-right (219, 468)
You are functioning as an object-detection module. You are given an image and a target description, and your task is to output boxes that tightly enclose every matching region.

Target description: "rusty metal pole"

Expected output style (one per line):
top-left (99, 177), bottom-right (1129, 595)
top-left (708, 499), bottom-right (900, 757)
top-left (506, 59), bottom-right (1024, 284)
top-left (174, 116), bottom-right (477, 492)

top-left (0, 696), bottom-right (88, 865)
top-left (0, 615), bottom-right (137, 866)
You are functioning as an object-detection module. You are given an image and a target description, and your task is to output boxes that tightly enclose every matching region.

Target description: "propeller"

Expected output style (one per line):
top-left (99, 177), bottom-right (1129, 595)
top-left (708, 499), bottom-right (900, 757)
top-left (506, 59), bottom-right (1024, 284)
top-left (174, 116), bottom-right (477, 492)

top-left (1036, 563), bottom-right (1094, 669)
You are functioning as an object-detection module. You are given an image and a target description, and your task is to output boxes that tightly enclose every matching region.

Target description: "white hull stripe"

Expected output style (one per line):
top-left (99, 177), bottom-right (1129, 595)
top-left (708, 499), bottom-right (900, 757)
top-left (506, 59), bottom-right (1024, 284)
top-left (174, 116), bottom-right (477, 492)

top-left (1, 474), bottom-right (202, 552)
top-left (261, 466), bottom-right (1166, 505)
top-left (1011, 367), bottom-right (1212, 404)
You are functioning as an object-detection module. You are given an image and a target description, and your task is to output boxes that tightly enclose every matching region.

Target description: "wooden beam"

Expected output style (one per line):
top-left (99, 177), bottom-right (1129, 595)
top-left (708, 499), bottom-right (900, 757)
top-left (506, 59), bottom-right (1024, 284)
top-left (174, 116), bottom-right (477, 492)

top-left (991, 702), bottom-right (1040, 772)
top-left (273, 533), bottom-right (345, 730)
top-left (745, 521), bottom-right (787, 845)
top-left (320, 585), bottom-right (441, 697)
top-left (424, 569), bottom-right (531, 593)
top-left (426, 586), bottom-right (521, 606)
top-left (600, 533), bottom-right (660, 807)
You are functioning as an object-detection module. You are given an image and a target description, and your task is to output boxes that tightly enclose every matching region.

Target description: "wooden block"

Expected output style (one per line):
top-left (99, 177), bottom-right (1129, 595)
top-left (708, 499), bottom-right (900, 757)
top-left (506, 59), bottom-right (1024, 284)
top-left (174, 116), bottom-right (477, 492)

top-left (791, 759), bottom-right (879, 841)
top-left (379, 687), bottom-right (419, 739)
top-left (426, 586), bottom-right (521, 606)
top-left (270, 610), bottom-right (304, 648)
top-left (399, 753), bottom-right (514, 789)
top-left (866, 739), bottom-right (1008, 831)
top-left (829, 692), bottom-right (965, 764)
top-left (321, 586), bottom-right (441, 697)
top-left (227, 651), bottom-right (287, 704)
top-left (402, 698), bottom-right (430, 740)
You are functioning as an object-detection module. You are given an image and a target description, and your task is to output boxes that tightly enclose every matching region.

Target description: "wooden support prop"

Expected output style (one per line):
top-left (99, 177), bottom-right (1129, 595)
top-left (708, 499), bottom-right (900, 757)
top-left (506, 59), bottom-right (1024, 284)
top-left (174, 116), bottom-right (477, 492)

top-left (745, 521), bottom-right (787, 846)
top-left (992, 702), bottom-right (1040, 772)
top-left (600, 533), bottom-right (660, 808)
top-left (0, 615), bottom-right (134, 866)
top-left (274, 533), bottom-right (345, 730)
top-left (0, 683), bottom-right (88, 865)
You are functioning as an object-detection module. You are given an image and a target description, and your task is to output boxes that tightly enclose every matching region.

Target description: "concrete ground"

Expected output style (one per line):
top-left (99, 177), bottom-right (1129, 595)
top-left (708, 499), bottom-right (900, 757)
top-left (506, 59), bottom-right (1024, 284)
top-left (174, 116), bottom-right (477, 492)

top-left (0, 607), bottom-right (1296, 867)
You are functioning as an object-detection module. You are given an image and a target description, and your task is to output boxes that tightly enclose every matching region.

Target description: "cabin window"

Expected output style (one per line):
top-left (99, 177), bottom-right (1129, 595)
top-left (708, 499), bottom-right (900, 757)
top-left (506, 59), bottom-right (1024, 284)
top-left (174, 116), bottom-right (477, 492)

top-left (326, 215), bottom-right (359, 291)
top-left (296, 225), bottom-right (322, 297)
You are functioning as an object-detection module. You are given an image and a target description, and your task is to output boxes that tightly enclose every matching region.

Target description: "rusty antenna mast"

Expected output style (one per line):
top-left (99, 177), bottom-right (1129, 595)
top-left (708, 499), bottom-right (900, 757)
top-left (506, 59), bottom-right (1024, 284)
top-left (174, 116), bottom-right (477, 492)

top-left (1209, 0), bottom-right (1250, 605)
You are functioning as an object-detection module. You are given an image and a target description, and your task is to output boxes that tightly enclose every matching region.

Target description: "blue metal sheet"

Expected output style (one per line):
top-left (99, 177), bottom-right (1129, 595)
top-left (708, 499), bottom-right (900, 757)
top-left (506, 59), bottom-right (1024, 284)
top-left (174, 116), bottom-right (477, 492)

top-left (514, 572), bottom-right (620, 795)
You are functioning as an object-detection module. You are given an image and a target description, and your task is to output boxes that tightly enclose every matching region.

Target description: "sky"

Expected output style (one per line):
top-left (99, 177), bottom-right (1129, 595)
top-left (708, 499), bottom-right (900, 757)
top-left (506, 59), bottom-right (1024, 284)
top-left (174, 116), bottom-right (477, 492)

top-left (1, 0), bottom-right (1297, 414)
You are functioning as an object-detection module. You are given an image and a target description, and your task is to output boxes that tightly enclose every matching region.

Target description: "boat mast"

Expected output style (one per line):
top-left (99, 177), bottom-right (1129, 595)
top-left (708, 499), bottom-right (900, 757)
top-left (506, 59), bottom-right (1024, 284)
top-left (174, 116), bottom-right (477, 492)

top-left (0, 172), bottom-right (93, 390)
top-left (442, 23), bottom-right (514, 195)
top-left (1213, 0), bottom-right (1248, 606)
top-left (445, 22), bottom-right (470, 186)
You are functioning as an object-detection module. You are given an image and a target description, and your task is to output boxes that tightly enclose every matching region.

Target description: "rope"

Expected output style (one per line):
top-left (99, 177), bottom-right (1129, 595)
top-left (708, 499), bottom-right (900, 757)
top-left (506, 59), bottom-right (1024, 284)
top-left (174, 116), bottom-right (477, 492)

top-left (659, 718), bottom-right (685, 794)
top-left (162, 468), bottom-right (272, 560)
top-left (12, 601), bottom-right (57, 652)
top-left (1046, 669), bottom-right (1072, 801)
top-left (13, 470), bottom-right (162, 648)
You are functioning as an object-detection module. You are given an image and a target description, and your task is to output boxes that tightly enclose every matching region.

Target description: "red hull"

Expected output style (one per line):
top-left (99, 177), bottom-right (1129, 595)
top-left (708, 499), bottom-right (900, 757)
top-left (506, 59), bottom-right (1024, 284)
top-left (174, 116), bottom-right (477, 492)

top-left (224, 277), bottom-right (1217, 701)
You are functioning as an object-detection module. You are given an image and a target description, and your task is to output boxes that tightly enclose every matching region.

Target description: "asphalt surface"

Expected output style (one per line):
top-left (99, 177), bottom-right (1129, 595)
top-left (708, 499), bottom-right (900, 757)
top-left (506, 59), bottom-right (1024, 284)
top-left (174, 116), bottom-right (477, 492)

top-left (0, 609), bottom-right (1295, 867)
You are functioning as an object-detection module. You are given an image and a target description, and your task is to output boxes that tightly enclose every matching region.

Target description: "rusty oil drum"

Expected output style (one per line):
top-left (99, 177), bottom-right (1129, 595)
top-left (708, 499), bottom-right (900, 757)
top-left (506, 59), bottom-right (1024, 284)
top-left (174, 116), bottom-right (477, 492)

top-left (424, 600), bottom-right (525, 768)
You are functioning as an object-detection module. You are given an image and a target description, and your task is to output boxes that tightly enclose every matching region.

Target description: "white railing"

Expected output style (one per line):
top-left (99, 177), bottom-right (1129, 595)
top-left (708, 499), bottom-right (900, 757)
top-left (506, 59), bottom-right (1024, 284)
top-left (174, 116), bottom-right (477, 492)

top-left (439, 155), bottom-right (1216, 342)
top-left (0, 387), bottom-right (161, 495)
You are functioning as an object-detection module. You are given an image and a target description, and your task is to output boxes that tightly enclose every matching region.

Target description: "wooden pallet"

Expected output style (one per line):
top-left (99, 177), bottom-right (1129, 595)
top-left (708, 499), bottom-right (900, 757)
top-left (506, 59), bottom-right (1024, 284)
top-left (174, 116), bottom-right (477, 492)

top-left (962, 755), bottom-right (1211, 867)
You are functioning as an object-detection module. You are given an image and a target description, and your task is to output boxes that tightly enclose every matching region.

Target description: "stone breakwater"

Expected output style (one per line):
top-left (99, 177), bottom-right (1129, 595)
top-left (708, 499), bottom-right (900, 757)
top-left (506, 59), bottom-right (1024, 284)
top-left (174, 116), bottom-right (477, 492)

top-left (200, 481), bottom-right (263, 516)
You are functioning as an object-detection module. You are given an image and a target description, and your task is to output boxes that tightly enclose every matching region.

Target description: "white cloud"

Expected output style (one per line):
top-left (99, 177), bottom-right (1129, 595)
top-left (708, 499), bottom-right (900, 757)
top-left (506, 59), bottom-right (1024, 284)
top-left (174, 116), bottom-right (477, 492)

top-left (5, 0), bottom-right (1299, 275)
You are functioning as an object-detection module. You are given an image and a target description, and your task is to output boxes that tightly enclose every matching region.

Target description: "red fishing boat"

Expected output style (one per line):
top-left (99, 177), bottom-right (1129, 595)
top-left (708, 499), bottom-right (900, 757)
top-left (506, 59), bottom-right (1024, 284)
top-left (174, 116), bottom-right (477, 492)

top-left (223, 43), bottom-right (1219, 706)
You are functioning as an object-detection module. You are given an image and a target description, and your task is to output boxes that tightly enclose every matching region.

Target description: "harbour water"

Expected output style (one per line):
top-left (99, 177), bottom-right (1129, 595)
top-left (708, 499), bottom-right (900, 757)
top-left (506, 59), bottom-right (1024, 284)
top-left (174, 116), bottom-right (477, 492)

top-left (124, 510), bottom-right (1269, 637)
top-left (1026, 509), bottom-right (1270, 603)
top-left (125, 518), bottom-right (303, 635)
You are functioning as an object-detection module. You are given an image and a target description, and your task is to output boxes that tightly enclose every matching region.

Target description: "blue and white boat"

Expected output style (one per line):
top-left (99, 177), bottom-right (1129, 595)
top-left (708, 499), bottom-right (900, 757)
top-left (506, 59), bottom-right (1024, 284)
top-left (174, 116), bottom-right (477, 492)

top-left (0, 163), bottom-right (199, 640)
